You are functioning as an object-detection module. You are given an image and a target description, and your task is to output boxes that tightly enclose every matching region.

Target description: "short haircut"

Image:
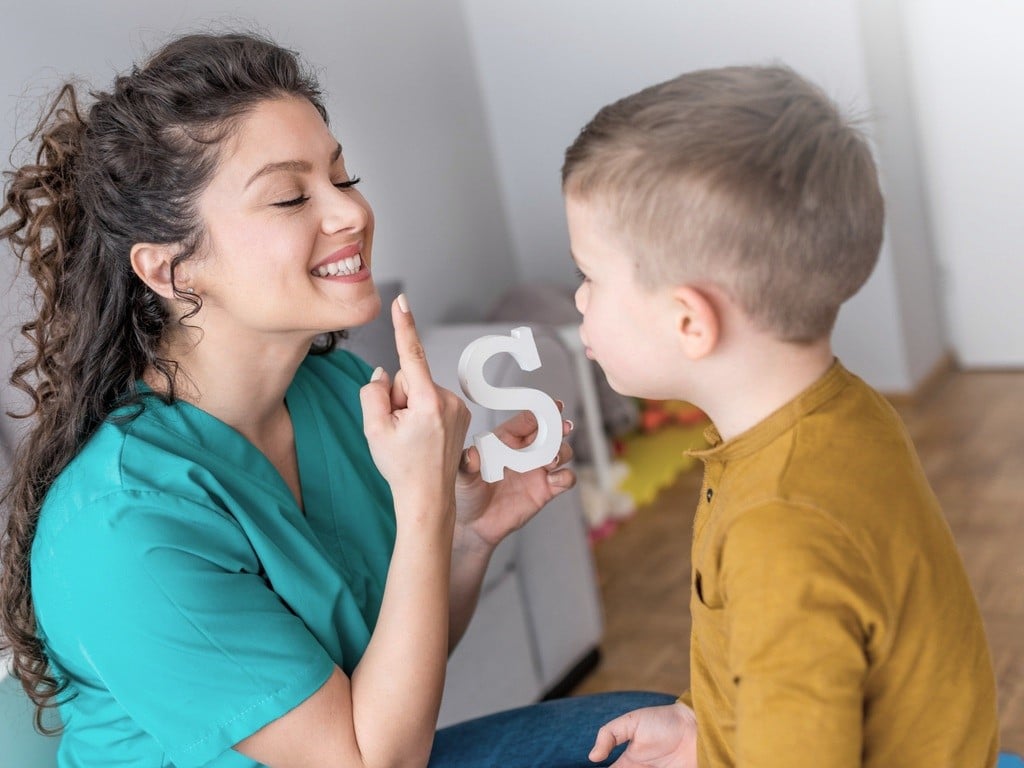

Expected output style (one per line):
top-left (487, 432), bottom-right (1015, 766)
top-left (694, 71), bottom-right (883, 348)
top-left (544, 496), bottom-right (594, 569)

top-left (562, 65), bottom-right (885, 343)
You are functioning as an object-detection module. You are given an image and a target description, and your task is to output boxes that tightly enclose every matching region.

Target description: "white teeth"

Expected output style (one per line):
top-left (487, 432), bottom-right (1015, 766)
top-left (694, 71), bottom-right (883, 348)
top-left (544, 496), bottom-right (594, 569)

top-left (313, 253), bottom-right (362, 277)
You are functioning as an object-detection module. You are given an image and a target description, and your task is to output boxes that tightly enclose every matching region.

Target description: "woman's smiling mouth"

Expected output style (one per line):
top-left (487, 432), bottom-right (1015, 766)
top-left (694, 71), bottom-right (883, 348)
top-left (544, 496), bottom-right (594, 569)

top-left (312, 253), bottom-right (363, 277)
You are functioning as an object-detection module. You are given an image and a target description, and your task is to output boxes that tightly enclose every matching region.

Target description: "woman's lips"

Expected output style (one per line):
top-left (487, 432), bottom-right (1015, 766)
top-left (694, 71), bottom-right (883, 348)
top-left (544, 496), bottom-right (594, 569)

top-left (311, 241), bottom-right (363, 272)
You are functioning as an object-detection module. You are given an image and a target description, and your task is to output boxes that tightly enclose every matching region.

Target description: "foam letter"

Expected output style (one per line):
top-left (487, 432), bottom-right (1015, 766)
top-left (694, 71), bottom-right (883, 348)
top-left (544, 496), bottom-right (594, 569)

top-left (458, 327), bottom-right (562, 482)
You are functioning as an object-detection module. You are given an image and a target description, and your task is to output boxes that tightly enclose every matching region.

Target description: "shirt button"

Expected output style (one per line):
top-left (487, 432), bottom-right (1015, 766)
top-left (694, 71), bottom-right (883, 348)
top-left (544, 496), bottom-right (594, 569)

top-left (706, 488), bottom-right (714, 503)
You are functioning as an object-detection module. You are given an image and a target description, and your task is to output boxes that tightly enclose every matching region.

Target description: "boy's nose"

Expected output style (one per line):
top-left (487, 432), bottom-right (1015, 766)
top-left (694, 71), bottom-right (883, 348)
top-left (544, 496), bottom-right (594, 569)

top-left (574, 283), bottom-right (589, 314)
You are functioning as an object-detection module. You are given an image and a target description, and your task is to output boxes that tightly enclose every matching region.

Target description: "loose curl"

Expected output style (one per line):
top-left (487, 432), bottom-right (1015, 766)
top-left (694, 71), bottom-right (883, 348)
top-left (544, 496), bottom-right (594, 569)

top-left (0, 31), bottom-right (337, 732)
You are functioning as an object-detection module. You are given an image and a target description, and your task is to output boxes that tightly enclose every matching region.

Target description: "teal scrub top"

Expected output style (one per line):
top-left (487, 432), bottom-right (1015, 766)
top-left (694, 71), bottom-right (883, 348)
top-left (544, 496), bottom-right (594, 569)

top-left (31, 349), bottom-right (397, 768)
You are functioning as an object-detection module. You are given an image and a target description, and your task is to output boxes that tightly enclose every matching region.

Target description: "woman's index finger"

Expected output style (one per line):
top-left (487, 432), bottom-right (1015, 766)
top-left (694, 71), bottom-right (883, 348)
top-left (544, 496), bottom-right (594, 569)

top-left (391, 294), bottom-right (434, 387)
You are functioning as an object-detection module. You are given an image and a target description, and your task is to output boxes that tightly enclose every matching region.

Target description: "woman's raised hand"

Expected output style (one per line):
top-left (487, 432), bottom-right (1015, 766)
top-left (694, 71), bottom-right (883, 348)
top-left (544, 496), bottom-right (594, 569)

top-left (359, 294), bottom-right (471, 516)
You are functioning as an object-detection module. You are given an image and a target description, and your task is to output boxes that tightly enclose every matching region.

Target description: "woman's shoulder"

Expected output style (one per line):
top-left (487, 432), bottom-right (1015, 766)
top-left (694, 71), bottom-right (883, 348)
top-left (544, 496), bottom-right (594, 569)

top-left (42, 407), bottom-right (156, 504)
top-left (37, 399), bottom-right (242, 539)
top-left (33, 414), bottom-right (254, 600)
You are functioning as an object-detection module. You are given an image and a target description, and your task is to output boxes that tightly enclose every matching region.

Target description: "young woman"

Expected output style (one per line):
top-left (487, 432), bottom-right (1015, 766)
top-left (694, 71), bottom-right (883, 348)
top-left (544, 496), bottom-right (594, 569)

top-left (0, 31), bottom-right (672, 768)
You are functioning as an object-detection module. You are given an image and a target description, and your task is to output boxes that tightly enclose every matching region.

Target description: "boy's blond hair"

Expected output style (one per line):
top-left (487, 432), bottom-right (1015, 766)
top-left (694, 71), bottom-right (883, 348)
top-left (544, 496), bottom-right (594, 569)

top-left (562, 65), bottom-right (884, 343)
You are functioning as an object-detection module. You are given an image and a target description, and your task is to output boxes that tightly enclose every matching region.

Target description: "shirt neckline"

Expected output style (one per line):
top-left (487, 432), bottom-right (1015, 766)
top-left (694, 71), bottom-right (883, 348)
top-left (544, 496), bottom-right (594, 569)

top-left (131, 376), bottom-right (311, 515)
top-left (688, 359), bottom-right (852, 463)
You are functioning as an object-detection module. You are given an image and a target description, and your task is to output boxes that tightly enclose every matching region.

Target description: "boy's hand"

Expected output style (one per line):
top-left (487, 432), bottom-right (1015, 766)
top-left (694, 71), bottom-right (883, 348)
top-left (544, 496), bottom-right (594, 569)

top-left (589, 702), bottom-right (698, 768)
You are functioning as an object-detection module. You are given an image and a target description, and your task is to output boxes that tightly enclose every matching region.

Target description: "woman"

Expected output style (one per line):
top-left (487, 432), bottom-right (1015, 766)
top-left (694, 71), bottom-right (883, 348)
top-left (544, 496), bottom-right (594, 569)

top-left (0, 31), bottom-right (673, 767)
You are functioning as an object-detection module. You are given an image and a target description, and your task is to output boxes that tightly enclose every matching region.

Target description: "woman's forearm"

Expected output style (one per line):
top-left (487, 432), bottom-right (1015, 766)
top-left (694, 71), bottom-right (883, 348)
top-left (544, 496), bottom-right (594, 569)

top-left (446, 524), bottom-right (496, 651)
top-left (348, 497), bottom-right (455, 768)
top-left (236, 503), bottom-right (455, 768)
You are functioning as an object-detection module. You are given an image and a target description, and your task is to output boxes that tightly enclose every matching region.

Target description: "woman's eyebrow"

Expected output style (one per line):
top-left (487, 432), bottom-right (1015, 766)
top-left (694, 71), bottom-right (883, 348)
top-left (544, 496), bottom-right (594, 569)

top-left (244, 143), bottom-right (343, 189)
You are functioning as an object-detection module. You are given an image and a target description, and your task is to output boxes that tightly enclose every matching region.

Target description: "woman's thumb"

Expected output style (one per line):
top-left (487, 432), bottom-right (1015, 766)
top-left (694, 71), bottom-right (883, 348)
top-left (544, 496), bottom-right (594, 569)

top-left (360, 367), bottom-right (393, 432)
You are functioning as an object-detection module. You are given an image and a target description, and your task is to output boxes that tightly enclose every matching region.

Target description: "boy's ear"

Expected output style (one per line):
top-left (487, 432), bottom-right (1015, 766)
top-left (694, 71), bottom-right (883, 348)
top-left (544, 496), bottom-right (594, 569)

top-left (672, 285), bottom-right (720, 360)
top-left (130, 242), bottom-right (186, 300)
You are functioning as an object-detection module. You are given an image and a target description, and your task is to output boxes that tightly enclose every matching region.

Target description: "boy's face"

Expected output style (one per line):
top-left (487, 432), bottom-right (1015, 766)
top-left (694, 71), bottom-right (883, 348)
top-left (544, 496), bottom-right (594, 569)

top-left (566, 194), bottom-right (684, 400)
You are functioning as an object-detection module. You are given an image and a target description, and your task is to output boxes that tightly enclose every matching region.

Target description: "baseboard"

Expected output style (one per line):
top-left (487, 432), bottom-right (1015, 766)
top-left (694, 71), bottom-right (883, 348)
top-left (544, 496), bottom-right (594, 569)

top-left (883, 351), bottom-right (956, 407)
top-left (541, 647), bottom-right (602, 700)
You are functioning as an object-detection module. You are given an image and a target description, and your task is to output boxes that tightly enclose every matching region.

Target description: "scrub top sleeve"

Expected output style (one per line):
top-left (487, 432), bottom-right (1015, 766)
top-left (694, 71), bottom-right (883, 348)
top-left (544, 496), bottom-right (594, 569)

top-left (39, 492), bottom-right (335, 768)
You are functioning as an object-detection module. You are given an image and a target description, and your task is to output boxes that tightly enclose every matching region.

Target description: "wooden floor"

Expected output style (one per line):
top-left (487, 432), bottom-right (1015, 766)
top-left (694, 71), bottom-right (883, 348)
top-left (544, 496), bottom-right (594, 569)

top-left (569, 369), bottom-right (1024, 754)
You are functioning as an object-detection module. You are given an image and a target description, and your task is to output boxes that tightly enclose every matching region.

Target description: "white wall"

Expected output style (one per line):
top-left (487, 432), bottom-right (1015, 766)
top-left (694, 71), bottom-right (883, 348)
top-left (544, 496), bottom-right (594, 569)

top-left (857, 0), bottom-right (949, 385)
top-left (899, 0), bottom-right (1024, 368)
top-left (460, 0), bottom-right (948, 392)
top-left (0, 0), bottom-right (515, 451)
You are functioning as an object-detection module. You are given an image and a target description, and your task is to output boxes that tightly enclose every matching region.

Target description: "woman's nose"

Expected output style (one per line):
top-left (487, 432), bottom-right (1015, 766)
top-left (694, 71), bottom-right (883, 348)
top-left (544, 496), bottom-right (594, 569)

top-left (321, 186), bottom-right (370, 235)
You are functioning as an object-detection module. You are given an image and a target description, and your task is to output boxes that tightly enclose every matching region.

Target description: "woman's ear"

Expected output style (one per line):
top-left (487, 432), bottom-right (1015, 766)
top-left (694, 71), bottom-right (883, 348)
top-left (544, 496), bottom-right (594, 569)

top-left (130, 243), bottom-right (184, 300)
top-left (672, 285), bottom-right (720, 360)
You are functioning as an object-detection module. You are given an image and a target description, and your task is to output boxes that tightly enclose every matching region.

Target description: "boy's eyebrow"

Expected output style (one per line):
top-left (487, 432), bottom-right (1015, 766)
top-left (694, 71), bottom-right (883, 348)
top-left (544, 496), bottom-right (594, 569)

top-left (245, 143), bottom-right (343, 189)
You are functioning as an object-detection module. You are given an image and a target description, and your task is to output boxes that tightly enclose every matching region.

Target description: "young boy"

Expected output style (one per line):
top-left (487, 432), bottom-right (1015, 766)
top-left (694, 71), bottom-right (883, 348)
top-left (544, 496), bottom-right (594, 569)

top-left (564, 66), bottom-right (999, 767)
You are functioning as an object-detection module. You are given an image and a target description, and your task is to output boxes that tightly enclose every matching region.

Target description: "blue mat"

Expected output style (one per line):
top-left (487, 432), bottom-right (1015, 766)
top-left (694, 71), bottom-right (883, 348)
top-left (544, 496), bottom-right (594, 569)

top-left (998, 753), bottom-right (1024, 768)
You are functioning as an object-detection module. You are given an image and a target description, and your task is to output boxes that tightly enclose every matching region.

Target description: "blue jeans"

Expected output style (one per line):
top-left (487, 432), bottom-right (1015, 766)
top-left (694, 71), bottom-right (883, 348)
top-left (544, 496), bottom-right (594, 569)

top-left (428, 691), bottom-right (678, 768)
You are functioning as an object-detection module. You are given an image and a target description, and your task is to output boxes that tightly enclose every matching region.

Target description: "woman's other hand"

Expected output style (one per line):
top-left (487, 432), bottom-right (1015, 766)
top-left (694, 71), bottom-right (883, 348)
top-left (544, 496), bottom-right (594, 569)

top-left (454, 405), bottom-right (576, 554)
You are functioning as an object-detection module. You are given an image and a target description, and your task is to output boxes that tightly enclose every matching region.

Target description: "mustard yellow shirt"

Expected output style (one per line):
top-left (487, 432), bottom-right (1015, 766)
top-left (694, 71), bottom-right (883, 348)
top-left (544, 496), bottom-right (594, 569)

top-left (683, 361), bottom-right (998, 768)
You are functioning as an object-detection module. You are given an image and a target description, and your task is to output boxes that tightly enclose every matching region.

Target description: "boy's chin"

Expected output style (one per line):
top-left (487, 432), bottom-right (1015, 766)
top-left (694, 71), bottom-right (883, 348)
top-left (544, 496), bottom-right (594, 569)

top-left (603, 373), bottom-right (643, 399)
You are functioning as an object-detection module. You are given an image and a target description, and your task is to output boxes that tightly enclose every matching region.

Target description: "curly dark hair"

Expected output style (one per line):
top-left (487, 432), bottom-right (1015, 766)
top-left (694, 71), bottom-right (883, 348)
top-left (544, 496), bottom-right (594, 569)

top-left (0, 31), bottom-right (336, 732)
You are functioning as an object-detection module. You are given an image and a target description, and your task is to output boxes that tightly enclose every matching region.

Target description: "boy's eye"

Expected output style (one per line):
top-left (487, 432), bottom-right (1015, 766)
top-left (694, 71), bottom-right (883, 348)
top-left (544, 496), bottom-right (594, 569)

top-left (575, 267), bottom-right (588, 282)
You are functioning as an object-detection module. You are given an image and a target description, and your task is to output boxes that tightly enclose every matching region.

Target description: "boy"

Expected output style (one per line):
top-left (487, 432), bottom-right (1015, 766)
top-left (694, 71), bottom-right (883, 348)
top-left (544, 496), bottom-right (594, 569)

top-left (563, 66), bottom-right (999, 767)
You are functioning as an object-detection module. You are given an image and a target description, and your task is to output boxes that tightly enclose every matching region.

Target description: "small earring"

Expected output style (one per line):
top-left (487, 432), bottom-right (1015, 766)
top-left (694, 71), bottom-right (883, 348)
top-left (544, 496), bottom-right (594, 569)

top-left (184, 287), bottom-right (195, 294)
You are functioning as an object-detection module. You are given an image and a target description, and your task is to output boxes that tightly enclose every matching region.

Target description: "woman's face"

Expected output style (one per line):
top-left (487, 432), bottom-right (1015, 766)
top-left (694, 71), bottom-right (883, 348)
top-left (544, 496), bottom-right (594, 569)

top-left (187, 95), bottom-right (379, 343)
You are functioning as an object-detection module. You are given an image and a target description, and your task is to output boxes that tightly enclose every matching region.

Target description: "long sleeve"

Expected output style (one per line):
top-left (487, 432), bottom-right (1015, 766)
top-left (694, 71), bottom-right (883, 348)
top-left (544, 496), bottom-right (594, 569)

top-left (715, 503), bottom-right (884, 768)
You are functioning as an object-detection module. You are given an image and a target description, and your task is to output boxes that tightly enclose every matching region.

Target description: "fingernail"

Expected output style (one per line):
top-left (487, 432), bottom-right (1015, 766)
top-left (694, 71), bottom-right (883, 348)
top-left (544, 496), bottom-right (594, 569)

top-left (396, 293), bottom-right (409, 313)
top-left (564, 419), bottom-right (574, 432)
top-left (370, 366), bottom-right (384, 382)
top-left (555, 398), bottom-right (565, 411)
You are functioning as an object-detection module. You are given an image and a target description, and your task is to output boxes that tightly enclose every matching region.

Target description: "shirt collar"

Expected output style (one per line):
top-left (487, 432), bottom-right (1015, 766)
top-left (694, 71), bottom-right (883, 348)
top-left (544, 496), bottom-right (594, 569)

top-left (687, 359), bottom-right (853, 463)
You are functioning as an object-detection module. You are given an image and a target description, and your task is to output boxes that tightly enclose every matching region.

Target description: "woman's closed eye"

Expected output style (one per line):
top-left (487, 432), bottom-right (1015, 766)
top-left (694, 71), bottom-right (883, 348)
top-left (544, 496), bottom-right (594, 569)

top-left (273, 193), bottom-right (309, 208)
top-left (271, 176), bottom-right (362, 208)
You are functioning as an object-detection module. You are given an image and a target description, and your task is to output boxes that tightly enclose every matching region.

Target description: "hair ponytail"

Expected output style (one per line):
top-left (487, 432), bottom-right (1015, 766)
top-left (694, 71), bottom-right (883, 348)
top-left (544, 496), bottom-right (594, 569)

top-left (1, 85), bottom-right (91, 730)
